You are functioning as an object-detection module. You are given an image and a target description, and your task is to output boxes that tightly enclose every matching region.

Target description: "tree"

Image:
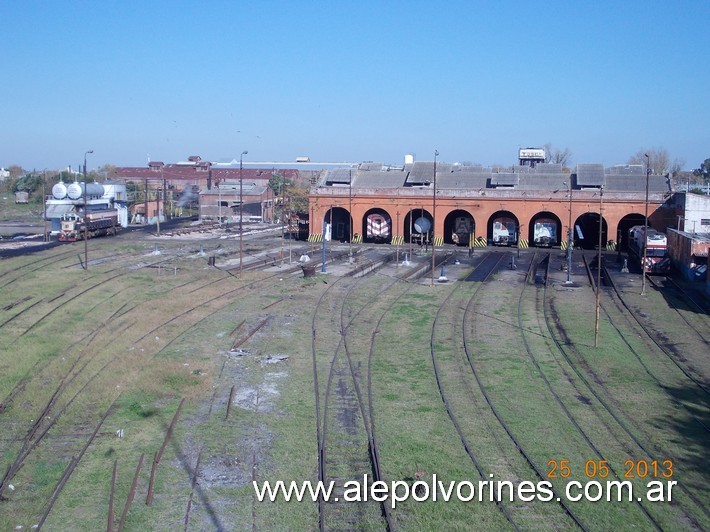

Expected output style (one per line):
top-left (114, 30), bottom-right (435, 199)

top-left (693, 158), bottom-right (710, 181)
top-left (268, 172), bottom-right (308, 222)
top-left (98, 164), bottom-right (118, 180)
top-left (542, 143), bottom-right (573, 168)
top-left (8, 165), bottom-right (25, 179)
top-left (628, 147), bottom-right (684, 177)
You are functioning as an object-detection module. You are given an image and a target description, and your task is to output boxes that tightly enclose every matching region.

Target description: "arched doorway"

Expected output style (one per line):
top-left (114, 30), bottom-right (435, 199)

top-left (488, 210), bottom-right (519, 246)
top-left (444, 209), bottom-right (475, 246)
top-left (617, 213), bottom-right (646, 251)
top-left (574, 212), bottom-right (608, 250)
top-left (529, 211), bottom-right (562, 247)
top-left (404, 207), bottom-right (432, 245)
top-left (324, 206), bottom-right (352, 242)
top-left (362, 208), bottom-right (392, 244)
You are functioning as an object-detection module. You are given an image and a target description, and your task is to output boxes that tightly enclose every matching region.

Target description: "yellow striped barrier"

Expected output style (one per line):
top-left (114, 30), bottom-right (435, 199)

top-left (606, 240), bottom-right (616, 251)
top-left (434, 236), bottom-right (444, 246)
top-left (352, 234), bottom-right (363, 243)
top-left (391, 235), bottom-right (404, 245)
top-left (309, 233), bottom-right (322, 242)
top-left (473, 236), bottom-right (488, 247)
top-left (518, 239), bottom-right (529, 249)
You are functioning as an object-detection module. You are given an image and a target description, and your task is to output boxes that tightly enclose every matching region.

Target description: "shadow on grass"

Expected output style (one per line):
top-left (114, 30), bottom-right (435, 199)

top-left (654, 382), bottom-right (710, 496)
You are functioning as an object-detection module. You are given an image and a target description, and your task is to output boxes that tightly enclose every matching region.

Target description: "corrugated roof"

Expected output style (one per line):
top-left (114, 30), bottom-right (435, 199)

top-left (324, 168), bottom-right (352, 184)
top-left (606, 164), bottom-right (644, 176)
top-left (576, 164), bottom-right (605, 186)
top-left (436, 172), bottom-right (489, 189)
top-left (490, 173), bottom-right (519, 186)
top-left (406, 161), bottom-right (436, 184)
top-left (355, 169), bottom-right (407, 188)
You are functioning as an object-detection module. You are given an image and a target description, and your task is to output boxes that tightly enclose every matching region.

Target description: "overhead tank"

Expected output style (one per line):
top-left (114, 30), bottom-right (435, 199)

top-left (66, 182), bottom-right (105, 200)
top-left (413, 217), bottom-right (431, 234)
top-left (52, 182), bottom-right (68, 199)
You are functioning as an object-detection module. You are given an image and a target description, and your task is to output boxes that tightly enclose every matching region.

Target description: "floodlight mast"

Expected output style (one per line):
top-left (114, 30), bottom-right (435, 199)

top-left (431, 150), bottom-right (438, 287)
top-left (83, 150), bottom-right (93, 270)
top-left (641, 154), bottom-right (650, 295)
top-left (239, 150), bottom-right (248, 279)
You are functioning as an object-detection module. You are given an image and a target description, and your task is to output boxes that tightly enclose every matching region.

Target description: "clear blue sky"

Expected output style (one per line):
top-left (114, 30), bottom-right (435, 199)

top-left (1, 0), bottom-right (708, 171)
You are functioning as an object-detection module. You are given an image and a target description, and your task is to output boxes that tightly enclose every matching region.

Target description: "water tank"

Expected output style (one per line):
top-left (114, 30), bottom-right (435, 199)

top-left (52, 182), bottom-right (68, 199)
top-left (67, 182), bottom-right (105, 200)
top-left (414, 217), bottom-right (431, 234)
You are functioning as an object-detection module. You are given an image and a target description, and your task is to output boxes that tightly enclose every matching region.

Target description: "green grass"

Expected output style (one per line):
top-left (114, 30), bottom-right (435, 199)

top-left (0, 243), bottom-right (707, 531)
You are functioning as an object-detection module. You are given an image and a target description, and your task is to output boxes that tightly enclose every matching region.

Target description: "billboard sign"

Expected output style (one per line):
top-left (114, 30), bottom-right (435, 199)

top-left (519, 148), bottom-right (546, 160)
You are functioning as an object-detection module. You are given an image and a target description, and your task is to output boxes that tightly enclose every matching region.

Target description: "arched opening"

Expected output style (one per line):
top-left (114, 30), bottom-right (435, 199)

top-left (574, 212), bottom-right (608, 250)
top-left (404, 207), bottom-right (432, 245)
top-left (444, 209), bottom-right (475, 246)
top-left (324, 206), bottom-right (352, 242)
top-left (362, 208), bottom-right (392, 244)
top-left (488, 210), bottom-right (519, 246)
top-left (529, 211), bottom-right (562, 247)
top-left (617, 213), bottom-right (646, 251)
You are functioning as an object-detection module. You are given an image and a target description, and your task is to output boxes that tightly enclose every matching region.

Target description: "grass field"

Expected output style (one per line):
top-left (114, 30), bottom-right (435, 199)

top-left (0, 239), bottom-right (707, 530)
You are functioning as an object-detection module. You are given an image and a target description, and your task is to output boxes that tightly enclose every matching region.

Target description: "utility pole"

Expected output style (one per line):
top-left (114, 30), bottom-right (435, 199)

top-left (641, 154), bottom-right (650, 295)
top-left (239, 150), bottom-right (248, 278)
top-left (565, 179), bottom-right (573, 284)
top-left (431, 150), bottom-right (438, 287)
top-left (348, 169), bottom-right (353, 263)
top-left (594, 187), bottom-right (603, 347)
top-left (83, 150), bottom-right (93, 270)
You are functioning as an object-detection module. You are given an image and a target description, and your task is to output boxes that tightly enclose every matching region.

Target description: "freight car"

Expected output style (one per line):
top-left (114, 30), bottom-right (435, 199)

top-left (628, 225), bottom-right (670, 274)
top-left (452, 216), bottom-right (473, 246)
top-left (491, 218), bottom-right (517, 246)
top-left (58, 209), bottom-right (119, 242)
top-left (533, 219), bottom-right (557, 247)
top-left (366, 213), bottom-right (390, 242)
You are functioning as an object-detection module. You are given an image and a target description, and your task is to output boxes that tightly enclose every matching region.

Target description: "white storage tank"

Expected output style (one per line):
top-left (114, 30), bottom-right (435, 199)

top-left (67, 182), bottom-right (105, 200)
top-left (52, 181), bottom-right (68, 199)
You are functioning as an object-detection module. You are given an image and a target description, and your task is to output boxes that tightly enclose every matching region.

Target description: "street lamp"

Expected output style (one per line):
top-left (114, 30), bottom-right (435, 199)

top-left (348, 169), bottom-right (353, 263)
top-left (431, 150), bottom-right (438, 287)
top-left (565, 179), bottom-right (573, 284)
top-left (594, 186), bottom-right (603, 347)
top-left (83, 150), bottom-right (93, 270)
top-left (280, 179), bottom-right (288, 266)
top-left (239, 150), bottom-right (248, 279)
top-left (641, 154), bottom-right (650, 295)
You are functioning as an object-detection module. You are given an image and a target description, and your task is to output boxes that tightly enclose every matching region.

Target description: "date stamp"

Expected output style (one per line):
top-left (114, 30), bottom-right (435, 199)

top-left (546, 459), bottom-right (673, 479)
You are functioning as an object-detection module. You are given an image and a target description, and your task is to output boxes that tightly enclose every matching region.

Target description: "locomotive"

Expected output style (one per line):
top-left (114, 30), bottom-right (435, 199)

top-left (491, 218), bottom-right (517, 246)
top-left (366, 213), bottom-right (390, 242)
top-left (628, 225), bottom-right (671, 274)
top-left (452, 216), bottom-right (473, 246)
top-left (59, 209), bottom-right (119, 242)
top-left (533, 219), bottom-right (557, 247)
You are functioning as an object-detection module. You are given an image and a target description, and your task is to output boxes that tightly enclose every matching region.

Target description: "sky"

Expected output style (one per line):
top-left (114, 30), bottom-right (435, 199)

top-left (1, 0), bottom-right (708, 172)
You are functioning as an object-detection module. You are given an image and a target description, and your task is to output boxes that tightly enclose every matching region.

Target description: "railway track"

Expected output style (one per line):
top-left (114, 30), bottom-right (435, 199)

top-left (581, 256), bottom-right (710, 434)
top-left (428, 251), bottom-right (525, 528)
top-left (543, 253), bottom-right (709, 526)
top-left (598, 258), bottom-right (710, 397)
top-left (524, 255), bottom-right (664, 529)
top-left (309, 248), bottom-right (441, 530)
top-left (458, 252), bottom-right (591, 529)
top-left (0, 237), bottom-right (361, 526)
top-left (646, 275), bottom-right (710, 345)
